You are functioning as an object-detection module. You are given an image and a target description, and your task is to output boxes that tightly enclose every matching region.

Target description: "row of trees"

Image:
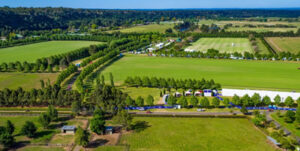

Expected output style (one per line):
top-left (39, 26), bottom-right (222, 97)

top-left (125, 95), bottom-right (155, 107)
top-left (155, 49), bottom-right (300, 61)
top-left (55, 64), bottom-right (78, 85)
top-left (75, 50), bottom-right (120, 92)
top-left (0, 85), bottom-right (81, 107)
top-left (232, 94), bottom-right (300, 107)
top-left (124, 76), bottom-right (221, 90)
top-left (0, 43), bottom-right (108, 73)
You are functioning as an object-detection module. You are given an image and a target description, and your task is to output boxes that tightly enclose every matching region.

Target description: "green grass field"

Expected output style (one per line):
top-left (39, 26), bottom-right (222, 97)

top-left (0, 73), bottom-right (58, 90)
top-left (120, 117), bottom-right (275, 151)
top-left (226, 27), bottom-right (297, 33)
top-left (0, 41), bottom-right (102, 63)
top-left (17, 146), bottom-right (64, 151)
top-left (266, 37), bottom-right (300, 54)
top-left (101, 54), bottom-right (300, 91)
top-left (110, 24), bottom-right (174, 33)
top-left (0, 116), bottom-right (57, 143)
top-left (256, 38), bottom-right (270, 54)
top-left (187, 38), bottom-right (253, 53)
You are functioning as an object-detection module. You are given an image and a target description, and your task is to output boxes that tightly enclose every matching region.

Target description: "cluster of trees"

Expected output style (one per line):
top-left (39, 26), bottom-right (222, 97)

top-left (0, 120), bottom-right (15, 148)
top-left (125, 95), bottom-right (155, 107)
top-left (3, 7), bottom-right (300, 31)
top-left (0, 85), bottom-right (81, 107)
top-left (155, 48), bottom-right (300, 61)
top-left (75, 50), bottom-right (120, 92)
top-left (38, 105), bottom-right (58, 128)
top-left (200, 24), bottom-right (221, 33)
top-left (90, 109), bottom-right (106, 135)
top-left (232, 94), bottom-right (300, 107)
top-left (124, 76), bottom-right (221, 90)
top-left (89, 84), bottom-right (127, 115)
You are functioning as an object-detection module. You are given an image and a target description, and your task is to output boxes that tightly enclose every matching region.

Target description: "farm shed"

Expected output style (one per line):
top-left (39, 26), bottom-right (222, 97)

top-left (105, 126), bottom-right (113, 135)
top-left (61, 125), bottom-right (76, 134)
top-left (267, 136), bottom-right (281, 146)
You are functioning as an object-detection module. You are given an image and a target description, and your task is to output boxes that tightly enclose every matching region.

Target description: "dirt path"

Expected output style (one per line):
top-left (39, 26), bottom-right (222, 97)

top-left (266, 38), bottom-right (284, 53)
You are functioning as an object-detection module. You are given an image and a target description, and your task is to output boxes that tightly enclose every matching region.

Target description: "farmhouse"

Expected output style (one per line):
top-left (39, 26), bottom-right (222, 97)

top-left (61, 125), bottom-right (76, 134)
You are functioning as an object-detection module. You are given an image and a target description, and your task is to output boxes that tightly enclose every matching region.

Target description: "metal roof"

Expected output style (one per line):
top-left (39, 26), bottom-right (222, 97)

top-left (61, 125), bottom-right (76, 130)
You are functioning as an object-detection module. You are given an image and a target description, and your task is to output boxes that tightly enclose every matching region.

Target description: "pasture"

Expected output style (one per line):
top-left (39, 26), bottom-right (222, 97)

top-left (186, 38), bottom-right (253, 53)
top-left (110, 24), bottom-right (174, 33)
top-left (0, 41), bottom-right (102, 63)
top-left (266, 37), bottom-right (300, 54)
top-left (101, 54), bottom-right (300, 91)
top-left (120, 117), bottom-right (275, 151)
top-left (0, 73), bottom-right (58, 90)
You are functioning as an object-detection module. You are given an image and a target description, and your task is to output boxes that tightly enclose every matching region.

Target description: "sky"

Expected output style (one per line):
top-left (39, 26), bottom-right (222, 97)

top-left (0, 0), bottom-right (300, 9)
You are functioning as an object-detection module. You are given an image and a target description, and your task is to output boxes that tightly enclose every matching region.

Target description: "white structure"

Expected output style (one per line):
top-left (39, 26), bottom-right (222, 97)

top-left (184, 48), bottom-right (195, 52)
top-left (222, 89), bottom-right (300, 102)
top-left (232, 43), bottom-right (235, 47)
top-left (156, 43), bottom-right (164, 49)
top-left (147, 48), bottom-right (155, 52)
top-left (204, 89), bottom-right (212, 97)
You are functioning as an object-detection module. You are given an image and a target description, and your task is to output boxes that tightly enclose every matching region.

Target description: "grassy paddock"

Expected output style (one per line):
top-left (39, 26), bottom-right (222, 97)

top-left (109, 24), bottom-right (174, 33)
top-left (120, 117), bottom-right (275, 151)
top-left (0, 72), bottom-right (58, 90)
top-left (266, 37), bottom-right (300, 54)
top-left (187, 38), bottom-right (253, 53)
top-left (0, 41), bottom-right (102, 63)
top-left (101, 55), bottom-right (300, 91)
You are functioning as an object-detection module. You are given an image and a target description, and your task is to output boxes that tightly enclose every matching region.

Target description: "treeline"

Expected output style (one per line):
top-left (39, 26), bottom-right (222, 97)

top-left (75, 50), bottom-right (120, 92)
top-left (0, 85), bottom-right (81, 107)
top-left (0, 43), bottom-right (108, 73)
top-left (56, 64), bottom-right (78, 85)
top-left (124, 76), bottom-right (221, 90)
top-left (2, 7), bottom-right (300, 31)
top-left (231, 94), bottom-right (300, 108)
top-left (154, 49), bottom-right (300, 61)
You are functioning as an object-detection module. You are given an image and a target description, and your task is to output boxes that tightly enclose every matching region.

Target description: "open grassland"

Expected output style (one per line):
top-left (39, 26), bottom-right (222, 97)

top-left (0, 73), bottom-right (58, 90)
top-left (187, 38), bottom-right (253, 53)
top-left (0, 41), bottom-right (102, 63)
top-left (110, 24), bottom-right (174, 33)
top-left (94, 146), bottom-right (126, 151)
top-left (17, 146), bottom-right (64, 151)
top-left (101, 55), bottom-right (300, 91)
top-left (199, 20), bottom-right (299, 33)
top-left (266, 37), bottom-right (300, 54)
top-left (120, 117), bottom-right (275, 151)
top-left (256, 38), bottom-right (270, 54)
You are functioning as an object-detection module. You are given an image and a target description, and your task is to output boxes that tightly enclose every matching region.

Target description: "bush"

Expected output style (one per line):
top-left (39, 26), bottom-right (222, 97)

top-left (20, 121), bottom-right (37, 138)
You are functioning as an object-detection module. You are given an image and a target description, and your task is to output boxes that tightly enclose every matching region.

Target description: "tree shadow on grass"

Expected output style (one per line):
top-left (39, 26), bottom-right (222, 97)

top-left (48, 122), bottom-right (67, 129)
top-left (131, 121), bottom-right (151, 133)
top-left (86, 139), bottom-right (109, 148)
top-left (34, 130), bottom-right (54, 139)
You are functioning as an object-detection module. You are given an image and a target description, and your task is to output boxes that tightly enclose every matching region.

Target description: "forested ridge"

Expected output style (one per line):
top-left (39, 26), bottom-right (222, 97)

top-left (2, 7), bottom-right (300, 31)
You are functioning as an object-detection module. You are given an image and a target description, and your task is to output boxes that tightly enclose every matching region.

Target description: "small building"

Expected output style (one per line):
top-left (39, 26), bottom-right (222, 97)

top-left (185, 91), bottom-right (193, 96)
top-left (175, 92), bottom-right (182, 97)
top-left (194, 90), bottom-right (203, 96)
top-left (204, 89), bottom-right (212, 97)
top-left (105, 126), bottom-right (113, 135)
top-left (61, 125), bottom-right (76, 134)
top-left (75, 63), bottom-right (81, 67)
top-left (156, 43), bottom-right (164, 49)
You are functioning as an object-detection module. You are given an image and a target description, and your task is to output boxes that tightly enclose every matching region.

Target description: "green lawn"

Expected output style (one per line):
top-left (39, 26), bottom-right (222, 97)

top-left (110, 24), bottom-right (174, 33)
top-left (120, 117), bottom-right (275, 151)
top-left (94, 146), bottom-right (126, 151)
top-left (226, 27), bottom-right (297, 33)
top-left (271, 113), bottom-right (300, 138)
top-left (0, 72), bottom-right (58, 90)
top-left (17, 146), bottom-right (64, 151)
top-left (187, 38), bottom-right (253, 53)
top-left (266, 37), bottom-right (300, 54)
top-left (101, 54), bottom-right (300, 91)
top-left (0, 41), bottom-right (102, 63)
top-left (256, 38), bottom-right (270, 54)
